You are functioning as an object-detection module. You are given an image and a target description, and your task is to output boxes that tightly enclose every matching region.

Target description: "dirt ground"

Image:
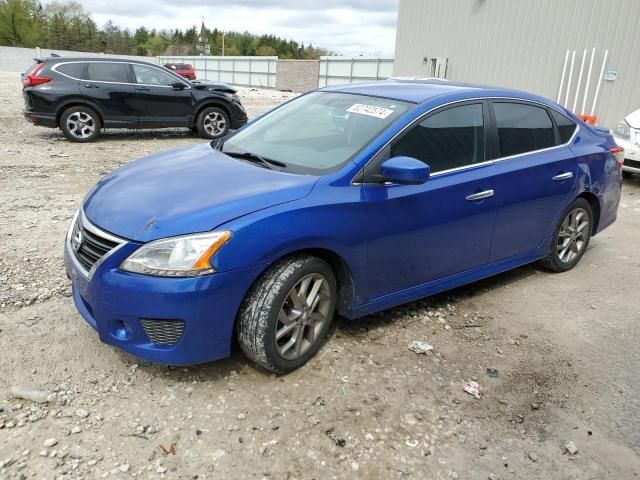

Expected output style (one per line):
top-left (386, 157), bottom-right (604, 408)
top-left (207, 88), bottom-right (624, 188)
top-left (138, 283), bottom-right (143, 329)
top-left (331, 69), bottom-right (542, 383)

top-left (1, 70), bottom-right (640, 479)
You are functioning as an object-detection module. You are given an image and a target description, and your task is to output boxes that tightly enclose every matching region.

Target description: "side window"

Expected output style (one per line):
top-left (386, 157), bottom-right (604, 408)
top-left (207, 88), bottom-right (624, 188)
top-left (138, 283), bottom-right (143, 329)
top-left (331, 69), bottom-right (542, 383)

top-left (87, 62), bottom-right (129, 83)
top-left (132, 64), bottom-right (178, 86)
top-left (550, 109), bottom-right (577, 144)
top-left (493, 102), bottom-right (555, 157)
top-left (56, 63), bottom-right (88, 79)
top-left (390, 103), bottom-right (484, 173)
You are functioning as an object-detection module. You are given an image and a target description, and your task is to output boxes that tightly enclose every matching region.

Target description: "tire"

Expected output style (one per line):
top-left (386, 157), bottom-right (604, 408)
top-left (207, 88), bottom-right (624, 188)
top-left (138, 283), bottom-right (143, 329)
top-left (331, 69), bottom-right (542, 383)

top-left (622, 170), bottom-right (633, 179)
top-left (540, 198), bottom-right (593, 272)
top-left (237, 255), bottom-right (337, 374)
top-left (196, 106), bottom-right (230, 140)
top-left (60, 106), bottom-right (101, 142)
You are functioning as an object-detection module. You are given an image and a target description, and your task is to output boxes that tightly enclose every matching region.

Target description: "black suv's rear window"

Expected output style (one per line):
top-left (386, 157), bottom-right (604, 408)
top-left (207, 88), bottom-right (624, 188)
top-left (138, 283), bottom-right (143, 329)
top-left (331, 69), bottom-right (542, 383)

top-left (56, 62), bottom-right (88, 79)
top-left (87, 62), bottom-right (129, 83)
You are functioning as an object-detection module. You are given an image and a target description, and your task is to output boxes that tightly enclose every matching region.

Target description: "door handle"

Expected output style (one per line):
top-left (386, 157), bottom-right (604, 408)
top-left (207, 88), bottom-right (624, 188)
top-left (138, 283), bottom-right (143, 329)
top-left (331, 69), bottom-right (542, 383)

top-left (136, 87), bottom-right (150, 91)
top-left (466, 190), bottom-right (494, 201)
top-left (552, 172), bottom-right (573, 181)
top-left (83, 84), bottom-right (96, 88)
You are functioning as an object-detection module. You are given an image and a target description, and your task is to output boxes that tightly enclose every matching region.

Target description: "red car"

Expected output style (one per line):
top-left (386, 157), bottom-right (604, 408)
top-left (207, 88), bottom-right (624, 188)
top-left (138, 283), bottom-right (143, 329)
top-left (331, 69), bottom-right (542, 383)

top-left (163, 63), bottom-right (196, 80)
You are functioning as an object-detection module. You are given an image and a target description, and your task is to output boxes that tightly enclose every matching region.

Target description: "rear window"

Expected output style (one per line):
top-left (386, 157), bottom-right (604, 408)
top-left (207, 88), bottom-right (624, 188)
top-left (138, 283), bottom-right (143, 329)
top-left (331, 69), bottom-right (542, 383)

top-left (493, 102), bottom-right (555, 157)
top-left (550, 109), bottom-right (578, 144)
top-left (166, 64), bottom-right (190, 70)
top-left (87, 62), bottom-right (129, 83)
top-left (56, 62), bottom-right (88, 79)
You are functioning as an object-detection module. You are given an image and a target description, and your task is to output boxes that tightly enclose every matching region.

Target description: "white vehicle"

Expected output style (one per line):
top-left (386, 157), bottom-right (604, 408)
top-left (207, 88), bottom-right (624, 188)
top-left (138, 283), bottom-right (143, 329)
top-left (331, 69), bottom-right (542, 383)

top-left (613, 109), bottom-right (640, 177)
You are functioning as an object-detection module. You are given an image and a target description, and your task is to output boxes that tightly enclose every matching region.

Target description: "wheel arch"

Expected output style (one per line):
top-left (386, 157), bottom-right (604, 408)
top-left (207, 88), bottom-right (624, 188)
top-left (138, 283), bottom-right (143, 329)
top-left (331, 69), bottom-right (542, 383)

top-left (55, 100), bottom-right (104, 127)
top-left (576, 191), bottom-right (601, 235)
top-left (239, 247), bottom-right (356, 318)
top-left (193, 101), bottom-right (231, 127)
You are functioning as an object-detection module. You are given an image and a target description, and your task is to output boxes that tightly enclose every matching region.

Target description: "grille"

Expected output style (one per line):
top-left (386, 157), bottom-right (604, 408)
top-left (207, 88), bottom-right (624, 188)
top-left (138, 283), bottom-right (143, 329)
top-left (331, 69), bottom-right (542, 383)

top-left (141, 319), bottom-right (186, 346)
top-left (71, 213), bottom-right (120, 273)
top-left (624, 159), bottom-right (640, 170)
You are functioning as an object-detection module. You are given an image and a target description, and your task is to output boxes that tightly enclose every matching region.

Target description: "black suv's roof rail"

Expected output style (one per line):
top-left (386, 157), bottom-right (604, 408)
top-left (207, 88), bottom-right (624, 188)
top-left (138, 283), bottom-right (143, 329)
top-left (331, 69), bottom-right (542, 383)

top-left (34, 56), bottom-right (159, 67)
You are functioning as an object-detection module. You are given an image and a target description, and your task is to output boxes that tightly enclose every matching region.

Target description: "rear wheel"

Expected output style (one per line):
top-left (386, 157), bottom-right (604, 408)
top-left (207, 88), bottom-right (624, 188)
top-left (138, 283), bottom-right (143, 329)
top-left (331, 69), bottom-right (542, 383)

top-left (540, 198), bottom-right (593, 272)
top-left (622, 170), bottom-right (633, 179)
top-left (60, 106), bottom-right (101, 142)
top-left (196, 106), bottom-right (230, 139)
top-left (237, 255), bottom-right (337, 374)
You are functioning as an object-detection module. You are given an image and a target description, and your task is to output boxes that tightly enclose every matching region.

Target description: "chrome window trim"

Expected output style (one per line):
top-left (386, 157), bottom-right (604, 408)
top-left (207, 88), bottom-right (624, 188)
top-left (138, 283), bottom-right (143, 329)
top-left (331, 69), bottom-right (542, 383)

top-left (351, 96), bottom-right (580, 185)
top-left (65, 208), bottom-right (128, 280)
top-left (51, 60), bottom-right (191, 89)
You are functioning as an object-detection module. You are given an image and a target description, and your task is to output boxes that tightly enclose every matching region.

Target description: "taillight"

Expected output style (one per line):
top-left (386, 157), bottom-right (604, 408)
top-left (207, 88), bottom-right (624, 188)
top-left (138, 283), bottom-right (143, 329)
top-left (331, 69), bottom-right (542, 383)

top-left (610, 146), bottom-right (625, 170)
top-left (22, 63), bottom-right (51, 88)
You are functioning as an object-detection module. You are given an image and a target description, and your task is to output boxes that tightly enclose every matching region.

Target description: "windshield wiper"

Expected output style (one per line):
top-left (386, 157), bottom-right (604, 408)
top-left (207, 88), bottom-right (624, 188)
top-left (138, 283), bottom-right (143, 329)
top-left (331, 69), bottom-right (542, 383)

top-left (223, 151), bottom-right (287, 170)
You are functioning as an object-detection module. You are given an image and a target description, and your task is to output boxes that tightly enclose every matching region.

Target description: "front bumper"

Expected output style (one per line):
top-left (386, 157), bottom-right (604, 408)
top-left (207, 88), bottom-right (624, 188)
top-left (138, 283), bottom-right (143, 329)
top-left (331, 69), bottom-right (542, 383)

top-left (64, 228), bottom-right (264, 366)
top-left (614, 134), bottom-right (640, 173)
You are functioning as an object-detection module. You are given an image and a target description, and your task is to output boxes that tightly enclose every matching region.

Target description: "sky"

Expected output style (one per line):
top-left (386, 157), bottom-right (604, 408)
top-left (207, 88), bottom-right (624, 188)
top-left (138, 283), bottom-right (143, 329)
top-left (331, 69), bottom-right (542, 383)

top-left (45, 0), bottom-right (400, 56)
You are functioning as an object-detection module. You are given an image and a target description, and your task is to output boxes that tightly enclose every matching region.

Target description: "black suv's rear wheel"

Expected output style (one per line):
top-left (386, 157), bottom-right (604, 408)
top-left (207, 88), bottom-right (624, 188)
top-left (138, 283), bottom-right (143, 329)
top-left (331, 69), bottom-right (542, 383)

top-left (196, 107), bottom-right (230, 139)
top-left (60, 106), bottom-right (101, 142)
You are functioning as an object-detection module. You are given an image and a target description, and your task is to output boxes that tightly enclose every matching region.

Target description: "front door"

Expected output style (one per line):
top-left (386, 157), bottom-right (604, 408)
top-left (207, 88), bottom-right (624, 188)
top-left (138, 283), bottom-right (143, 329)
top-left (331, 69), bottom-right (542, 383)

top-left (488, 101), bottom-right (578, 262)
top-left (363, 102), bottom-right (497, 300)
top-left (130, 64), bottom-right (193, 128)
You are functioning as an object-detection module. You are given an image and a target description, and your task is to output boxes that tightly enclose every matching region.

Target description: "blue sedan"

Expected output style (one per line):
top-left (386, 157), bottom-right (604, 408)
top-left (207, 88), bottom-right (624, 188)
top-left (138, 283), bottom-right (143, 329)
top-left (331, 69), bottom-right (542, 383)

top-left (64, 79), bottom-right (623, 373)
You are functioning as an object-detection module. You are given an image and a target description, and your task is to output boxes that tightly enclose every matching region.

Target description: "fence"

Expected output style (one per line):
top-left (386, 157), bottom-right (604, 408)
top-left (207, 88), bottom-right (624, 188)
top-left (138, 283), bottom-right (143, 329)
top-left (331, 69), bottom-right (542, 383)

top-left (319, 57), bottom-right (395, 87)
top-left (159, 56), bottom-right (277, 88)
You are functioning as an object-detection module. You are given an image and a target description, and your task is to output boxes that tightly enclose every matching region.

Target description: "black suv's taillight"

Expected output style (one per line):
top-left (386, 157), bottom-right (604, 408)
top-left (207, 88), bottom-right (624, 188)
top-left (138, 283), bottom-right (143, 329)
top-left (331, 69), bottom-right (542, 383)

top-left (22, 63), bottom-right (51, 88)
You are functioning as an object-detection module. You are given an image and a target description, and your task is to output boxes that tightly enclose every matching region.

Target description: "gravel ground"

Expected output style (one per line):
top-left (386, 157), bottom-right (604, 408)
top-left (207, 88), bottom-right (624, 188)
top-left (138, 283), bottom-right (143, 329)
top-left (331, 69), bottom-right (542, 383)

top-left (1, 71), bottom-right (640, 479)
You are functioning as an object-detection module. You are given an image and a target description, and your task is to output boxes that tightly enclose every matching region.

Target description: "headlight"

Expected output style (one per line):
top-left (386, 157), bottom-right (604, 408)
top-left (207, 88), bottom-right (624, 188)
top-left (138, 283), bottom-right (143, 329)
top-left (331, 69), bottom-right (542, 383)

top-left (120, 231), bottom-right (232, 277)
top-left (614, 120), bottom-right (631, 140)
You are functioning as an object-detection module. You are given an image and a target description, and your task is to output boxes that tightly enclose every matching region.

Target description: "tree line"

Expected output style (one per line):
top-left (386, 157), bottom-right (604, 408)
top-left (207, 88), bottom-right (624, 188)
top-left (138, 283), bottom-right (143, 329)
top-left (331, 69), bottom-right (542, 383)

top-left (0, 0), bottom-right (333, 58)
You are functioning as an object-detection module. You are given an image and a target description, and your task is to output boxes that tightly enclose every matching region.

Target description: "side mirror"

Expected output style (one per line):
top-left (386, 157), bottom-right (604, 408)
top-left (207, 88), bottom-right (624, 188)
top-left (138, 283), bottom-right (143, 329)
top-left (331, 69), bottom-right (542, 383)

top-left (172, 81), bottom-right (186, 90)
top-left (380, 156), bottom-right (430, 185)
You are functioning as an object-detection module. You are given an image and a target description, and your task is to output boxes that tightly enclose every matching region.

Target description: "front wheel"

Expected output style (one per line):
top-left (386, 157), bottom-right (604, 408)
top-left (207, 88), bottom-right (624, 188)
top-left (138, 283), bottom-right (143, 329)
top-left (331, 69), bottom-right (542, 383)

top-left (196, 107), bottom-right (230, 139)
top-left (540, 198), bottom-right (593, 272)
top-left (237, 256), bottom-right (337, 374)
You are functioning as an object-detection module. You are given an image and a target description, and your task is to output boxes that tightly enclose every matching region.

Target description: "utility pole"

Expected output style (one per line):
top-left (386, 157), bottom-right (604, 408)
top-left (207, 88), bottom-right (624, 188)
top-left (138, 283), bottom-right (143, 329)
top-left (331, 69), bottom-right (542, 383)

top-left (221, 31), bottom-right (225, 56)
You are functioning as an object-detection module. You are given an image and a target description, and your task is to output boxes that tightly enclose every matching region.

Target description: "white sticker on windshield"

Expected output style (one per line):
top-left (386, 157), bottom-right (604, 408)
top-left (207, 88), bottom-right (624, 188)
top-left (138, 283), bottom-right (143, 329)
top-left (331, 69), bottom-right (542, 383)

top-left (346, 103), bottom-right (394, 119)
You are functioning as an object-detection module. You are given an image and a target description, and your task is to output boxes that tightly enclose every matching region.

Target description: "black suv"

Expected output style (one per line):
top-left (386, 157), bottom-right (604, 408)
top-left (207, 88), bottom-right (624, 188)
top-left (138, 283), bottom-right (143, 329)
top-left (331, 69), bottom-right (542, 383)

top-left (22, 57), bottom-right (247, 142)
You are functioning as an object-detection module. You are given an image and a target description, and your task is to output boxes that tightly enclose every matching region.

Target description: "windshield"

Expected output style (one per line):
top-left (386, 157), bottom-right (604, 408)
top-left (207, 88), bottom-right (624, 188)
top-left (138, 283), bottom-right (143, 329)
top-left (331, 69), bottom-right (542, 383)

top-left (223, 92), bottom-right (412, 174)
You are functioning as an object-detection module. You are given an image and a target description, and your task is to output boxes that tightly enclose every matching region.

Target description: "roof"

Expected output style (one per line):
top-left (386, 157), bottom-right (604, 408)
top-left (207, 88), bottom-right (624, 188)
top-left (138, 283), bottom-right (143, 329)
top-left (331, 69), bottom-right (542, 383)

top-left (322, 79), bottom-right (548, 105)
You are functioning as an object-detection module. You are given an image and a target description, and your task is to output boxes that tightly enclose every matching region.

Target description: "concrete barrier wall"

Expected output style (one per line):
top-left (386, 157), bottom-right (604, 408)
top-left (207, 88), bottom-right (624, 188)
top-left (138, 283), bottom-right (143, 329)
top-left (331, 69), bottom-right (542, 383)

top-left (276, 60), bottom-right (319, 92)
top-left (0, 46), bottom-right (156, 73)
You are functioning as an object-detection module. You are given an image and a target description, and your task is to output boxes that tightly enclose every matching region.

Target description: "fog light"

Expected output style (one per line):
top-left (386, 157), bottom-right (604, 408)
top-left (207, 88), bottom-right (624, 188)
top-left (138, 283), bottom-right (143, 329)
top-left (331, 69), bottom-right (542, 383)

top-left (110, 320), bottom-right (132, 341)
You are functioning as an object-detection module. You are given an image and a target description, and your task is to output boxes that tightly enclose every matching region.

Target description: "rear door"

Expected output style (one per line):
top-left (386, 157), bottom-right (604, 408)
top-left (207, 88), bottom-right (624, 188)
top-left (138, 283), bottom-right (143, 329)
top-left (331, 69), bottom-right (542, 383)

top-left (362, 102), bottom-right (497, 300)
top-left (130, 63), bottom-right (193, 128)
top-left (488, 101), bottom-right (578, 262)
top-left (84, 62), bottom-right (137, 128)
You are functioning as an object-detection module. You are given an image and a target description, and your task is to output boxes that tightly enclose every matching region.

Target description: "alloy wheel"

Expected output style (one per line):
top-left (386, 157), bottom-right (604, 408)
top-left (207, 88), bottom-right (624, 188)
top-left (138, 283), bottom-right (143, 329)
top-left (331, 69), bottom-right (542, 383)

top-left (557, 207), bottom-right (590, 263)
top-left (66, 111), bottom-right (96, 139)
top-left (203, 112), bottom-right (227, 136)
top-left (275, 273), bottom-right (332, 360)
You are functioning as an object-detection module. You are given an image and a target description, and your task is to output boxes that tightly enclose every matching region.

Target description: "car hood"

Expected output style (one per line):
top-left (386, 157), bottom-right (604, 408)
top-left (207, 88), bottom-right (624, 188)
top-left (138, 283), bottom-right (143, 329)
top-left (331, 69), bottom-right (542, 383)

top-left (192, 81), bottom-right (237, 94)
top-left (625, 109), bottom-right (640, 129)
top-left (83, 143), bottom-right (318, 242)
